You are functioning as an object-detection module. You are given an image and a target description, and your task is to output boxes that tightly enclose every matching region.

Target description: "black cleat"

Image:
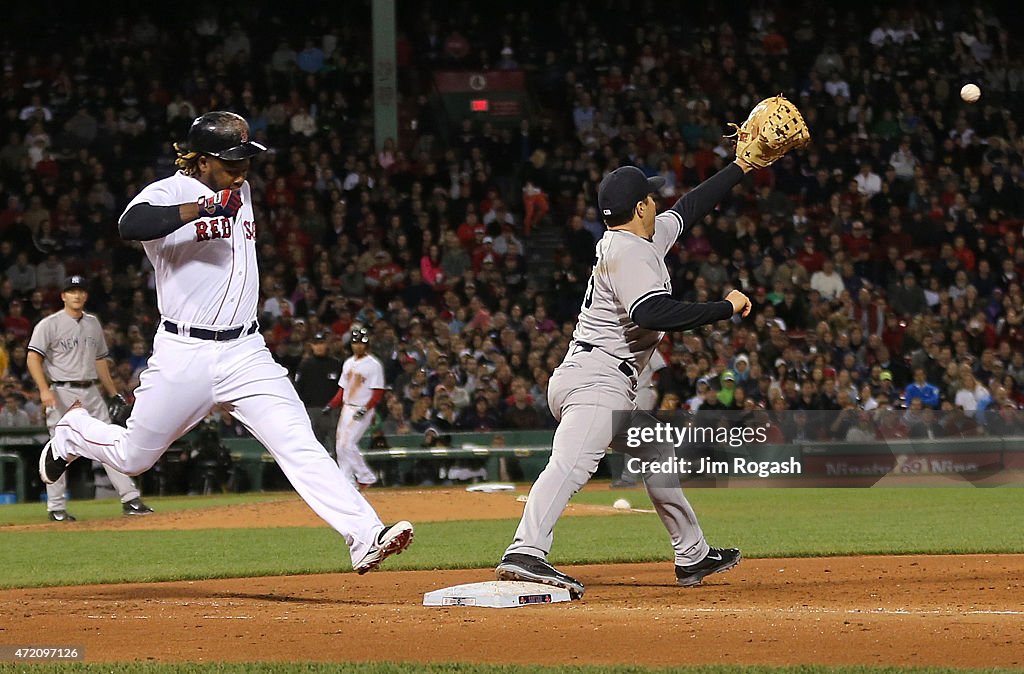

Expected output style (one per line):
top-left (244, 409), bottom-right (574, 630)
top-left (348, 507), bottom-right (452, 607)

top-left (38, 441), bottom-right (69, 485)
top-left (675, 547), bottom-right (741, 587)
top-left (122, 498), bottom-right (154, 516)
top-left (496, 553), bottom-right (585, 599)
top-left (48, 510), bottom-right (76, 522)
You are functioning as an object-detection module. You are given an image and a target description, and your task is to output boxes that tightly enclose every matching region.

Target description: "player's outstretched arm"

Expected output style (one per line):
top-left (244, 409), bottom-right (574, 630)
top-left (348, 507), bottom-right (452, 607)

top-left (669, 160), bottom-right (752, 232)
top-left (632, 289), bottom-right (751, 332)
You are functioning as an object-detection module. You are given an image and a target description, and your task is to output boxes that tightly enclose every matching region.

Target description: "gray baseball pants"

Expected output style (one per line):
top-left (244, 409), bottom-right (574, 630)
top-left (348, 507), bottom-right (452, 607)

top-left (505, 345), bottom-right (710, 566)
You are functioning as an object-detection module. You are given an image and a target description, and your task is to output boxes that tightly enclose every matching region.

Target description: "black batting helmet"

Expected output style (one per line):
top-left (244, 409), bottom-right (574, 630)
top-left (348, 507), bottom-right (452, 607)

top-left (185, 111), bottom-right (267, 161)
top-left (351, 327), bottom-right (370, 344)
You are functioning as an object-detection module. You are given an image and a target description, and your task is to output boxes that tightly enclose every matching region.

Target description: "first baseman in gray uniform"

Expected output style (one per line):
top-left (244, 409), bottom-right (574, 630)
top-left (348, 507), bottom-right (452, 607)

top-left (609, 348), bottom-right (668, 487)
top-left (27, 275), bottom-right (153, 521)
top-left (496, 159), bottom-right (756, 599)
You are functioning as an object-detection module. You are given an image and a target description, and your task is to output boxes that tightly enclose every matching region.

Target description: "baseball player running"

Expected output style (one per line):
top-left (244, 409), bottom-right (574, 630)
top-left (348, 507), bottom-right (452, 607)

top-left (38, 112), bottom-right (412, 573)
top-left (27, 275), bottom-right (154, 521)
top-left (322, 327), bottom-right (385, 490)
top-left (496, 161), bottom-right (756, 598)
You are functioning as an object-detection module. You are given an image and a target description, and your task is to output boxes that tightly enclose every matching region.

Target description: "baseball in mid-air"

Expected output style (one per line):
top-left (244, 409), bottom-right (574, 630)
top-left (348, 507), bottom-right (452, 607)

top-left (613, 498), bottom-right (631, 510)
top-left (960, 83), bottom-right (981, 103)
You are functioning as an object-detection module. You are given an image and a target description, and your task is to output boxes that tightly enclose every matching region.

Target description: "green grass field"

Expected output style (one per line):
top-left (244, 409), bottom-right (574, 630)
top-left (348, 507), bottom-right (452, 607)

top-left (0, 487), bottom-right (1022, 589)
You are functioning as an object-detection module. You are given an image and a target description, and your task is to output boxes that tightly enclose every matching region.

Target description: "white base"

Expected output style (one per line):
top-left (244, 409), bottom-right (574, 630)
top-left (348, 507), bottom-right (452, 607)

top-left (465, 483), bottom-right (516, 493)
top-left (423, 581), bottom-right (572, 608)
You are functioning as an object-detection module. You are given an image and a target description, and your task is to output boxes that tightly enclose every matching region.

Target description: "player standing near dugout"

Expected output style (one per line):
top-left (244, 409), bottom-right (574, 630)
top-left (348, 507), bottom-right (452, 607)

top-left (38, 111), bottom-right (413, 573)
top-left (27, 275), bottom-right (154, 521)
top-left (321, 327), bottom-right (386, 490)
top-left (496, 96), bottom-right (809, 598)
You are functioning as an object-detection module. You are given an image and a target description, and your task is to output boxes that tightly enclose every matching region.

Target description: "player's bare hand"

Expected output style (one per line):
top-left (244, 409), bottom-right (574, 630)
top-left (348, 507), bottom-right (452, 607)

top-left (40, 389), bottom-right (56, 410)
top-left (726, 290), bottom-right (752, 317)
top-left (198, 189), bottom-right (243, 218)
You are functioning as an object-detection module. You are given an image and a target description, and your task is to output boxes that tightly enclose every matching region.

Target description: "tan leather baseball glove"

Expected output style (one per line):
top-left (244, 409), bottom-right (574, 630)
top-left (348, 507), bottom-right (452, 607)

top-left (726, 94), bottom-right (811, 169)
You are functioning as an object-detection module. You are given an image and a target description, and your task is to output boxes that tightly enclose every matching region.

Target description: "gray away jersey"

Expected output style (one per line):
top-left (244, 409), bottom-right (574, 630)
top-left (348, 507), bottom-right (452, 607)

top-left (570, 210), bottom-right (684, 371)
top-left (28, 311), bottom-right (109, 381)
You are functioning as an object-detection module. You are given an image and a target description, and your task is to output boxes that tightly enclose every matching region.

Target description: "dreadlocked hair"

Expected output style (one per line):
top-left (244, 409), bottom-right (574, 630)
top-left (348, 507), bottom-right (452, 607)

top-left (174, 142), bottom-right (200, 176)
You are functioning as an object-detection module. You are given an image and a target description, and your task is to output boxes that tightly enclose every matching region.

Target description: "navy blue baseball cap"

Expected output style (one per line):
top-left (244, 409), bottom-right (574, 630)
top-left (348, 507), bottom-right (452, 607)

top-left (63, 275), bottom-right (87, 290)
top-left (598, 166), bottom-right (665, 222)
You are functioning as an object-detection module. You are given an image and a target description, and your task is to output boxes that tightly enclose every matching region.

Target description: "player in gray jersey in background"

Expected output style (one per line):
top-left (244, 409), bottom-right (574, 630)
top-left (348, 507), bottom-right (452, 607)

top-left (496, 156), bottom-right (758, 599)
top-left (27, 275), bottom-right (153, 521)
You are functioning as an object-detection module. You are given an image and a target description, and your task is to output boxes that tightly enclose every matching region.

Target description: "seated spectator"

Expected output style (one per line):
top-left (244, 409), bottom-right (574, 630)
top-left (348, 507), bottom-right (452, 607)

top-left (6, 252), bottom-right (35, 295)
top-left (904, 367), bottom-right (940, 409)
top-left (954, 369), bottom-right (991, 414)
top-left (0, 393), bottom-right (31, 427)
top-left (810, 258), bottom-right (844, 300)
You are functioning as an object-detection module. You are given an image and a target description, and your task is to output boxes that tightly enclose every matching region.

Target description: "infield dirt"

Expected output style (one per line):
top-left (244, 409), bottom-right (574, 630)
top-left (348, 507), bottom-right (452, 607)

top-left (3, 490), bottom-right (1022, 668)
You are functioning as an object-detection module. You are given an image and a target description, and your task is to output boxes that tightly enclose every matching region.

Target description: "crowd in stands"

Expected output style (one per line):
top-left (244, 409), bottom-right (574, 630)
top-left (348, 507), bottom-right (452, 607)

top-left (0, 1), bottom-right (1023, 444)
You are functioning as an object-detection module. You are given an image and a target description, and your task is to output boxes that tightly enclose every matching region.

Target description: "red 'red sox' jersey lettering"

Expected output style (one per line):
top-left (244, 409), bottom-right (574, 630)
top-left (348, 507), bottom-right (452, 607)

top-left (126, 174), bottom-right (259, 326)
top-left (194, 218), bottom-right (234, 242)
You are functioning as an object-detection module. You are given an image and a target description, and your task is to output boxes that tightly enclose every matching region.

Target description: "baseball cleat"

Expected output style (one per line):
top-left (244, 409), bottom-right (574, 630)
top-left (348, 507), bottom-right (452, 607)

top-left (675, 547), bottom-right (741, 587)
top-left (38, 441), bottom-right (69, 485)
top-left (47, 510), bottom-right (76, 522)
top-left (496, 553), bottom-right (585, 600)
top-left (39, 401), bottom-right (83, 484)
top-left (353, 521), bottom-right (414, 574)
top-left (122, 498), bottom-right (155, 516)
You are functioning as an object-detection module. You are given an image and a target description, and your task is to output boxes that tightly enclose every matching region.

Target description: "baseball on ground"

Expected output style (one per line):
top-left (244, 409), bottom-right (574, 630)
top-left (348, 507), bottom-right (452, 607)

top-left (960, 83), bottom-right (981, 103)
top-left (613, 498), bottom-right (631, 510)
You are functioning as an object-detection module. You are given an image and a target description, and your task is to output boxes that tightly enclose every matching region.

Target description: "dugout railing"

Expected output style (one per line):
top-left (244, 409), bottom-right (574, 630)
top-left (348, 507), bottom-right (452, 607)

top-left (3, 428), bottom-right (1024, 500)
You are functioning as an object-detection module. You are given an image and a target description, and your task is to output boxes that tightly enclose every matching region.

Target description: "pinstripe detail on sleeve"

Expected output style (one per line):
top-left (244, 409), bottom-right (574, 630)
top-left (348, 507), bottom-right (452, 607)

top-left (628, 288), bottom-right (672, 318)
top-left (665, 208), bottom-right (684, 238)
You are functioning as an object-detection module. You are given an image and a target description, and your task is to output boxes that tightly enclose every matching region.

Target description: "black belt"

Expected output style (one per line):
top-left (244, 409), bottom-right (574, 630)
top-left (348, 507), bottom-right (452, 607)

top-left (574, 342), bottom-right (637, 379)
top-left (51, 380), bottom-right (97, 388)
top-left (164, 320), bottom-right (259, 342)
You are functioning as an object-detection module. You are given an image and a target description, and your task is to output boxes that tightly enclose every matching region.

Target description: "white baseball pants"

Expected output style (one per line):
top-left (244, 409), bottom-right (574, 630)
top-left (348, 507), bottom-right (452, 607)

top-left (335, 405), bottom-right (377, 486)
top-left (50, 330), bottom-right (385, 564)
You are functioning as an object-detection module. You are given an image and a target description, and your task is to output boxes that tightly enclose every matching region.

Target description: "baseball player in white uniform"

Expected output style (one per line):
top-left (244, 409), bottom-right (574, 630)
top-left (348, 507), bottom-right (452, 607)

top-left (27, 275), bottom-right (153, 521)
top-left (496, 160), bottom-right (756, 599)
top-left (322, 327), bottom-right (385, 489)
top-left (39, 112), bottom-right (412, 573)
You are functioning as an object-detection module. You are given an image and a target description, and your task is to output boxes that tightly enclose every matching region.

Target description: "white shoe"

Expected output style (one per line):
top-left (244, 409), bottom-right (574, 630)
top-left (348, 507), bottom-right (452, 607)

top-left (353, 521), bottom-right (414, 574)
